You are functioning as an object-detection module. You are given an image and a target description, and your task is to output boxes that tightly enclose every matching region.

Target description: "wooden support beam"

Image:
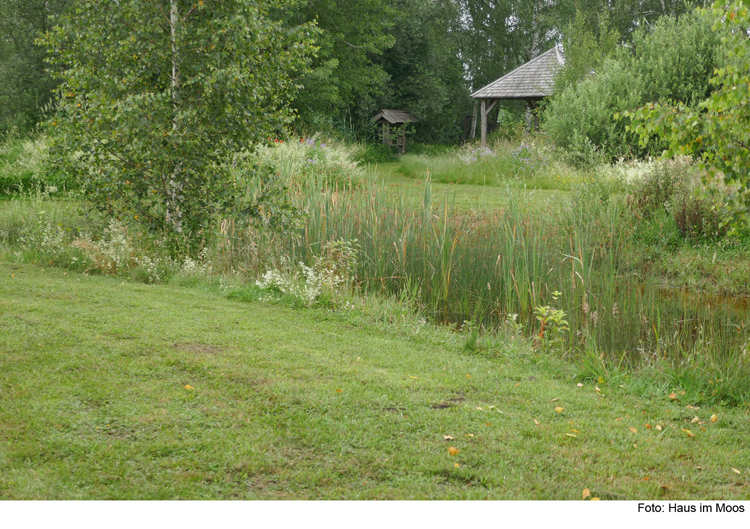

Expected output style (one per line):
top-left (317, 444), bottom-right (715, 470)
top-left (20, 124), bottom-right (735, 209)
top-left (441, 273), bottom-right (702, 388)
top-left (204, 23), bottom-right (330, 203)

top-left (470, 101), bottom-right (477, 141)
top-left (480, 99), bottom-right (487, 147)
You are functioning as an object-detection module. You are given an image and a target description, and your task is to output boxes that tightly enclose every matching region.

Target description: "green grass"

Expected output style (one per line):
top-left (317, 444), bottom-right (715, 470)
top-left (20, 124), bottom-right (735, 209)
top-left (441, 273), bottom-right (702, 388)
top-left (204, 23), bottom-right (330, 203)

top-left (1, 260), bottom-right (749, 499)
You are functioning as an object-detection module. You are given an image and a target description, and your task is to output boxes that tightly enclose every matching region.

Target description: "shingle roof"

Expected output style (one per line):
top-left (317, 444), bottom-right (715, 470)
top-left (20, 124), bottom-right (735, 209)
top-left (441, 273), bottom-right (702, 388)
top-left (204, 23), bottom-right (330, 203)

top-left (371, 109), bottom-right (418, 124)
top-left (470, 47), bottom-right (566, 100)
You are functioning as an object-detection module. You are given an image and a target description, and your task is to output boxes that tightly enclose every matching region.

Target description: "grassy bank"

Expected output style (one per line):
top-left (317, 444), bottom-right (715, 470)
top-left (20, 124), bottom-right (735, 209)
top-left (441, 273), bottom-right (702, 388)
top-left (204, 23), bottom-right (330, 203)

top-left (1, 261), bottom-right (749, 499)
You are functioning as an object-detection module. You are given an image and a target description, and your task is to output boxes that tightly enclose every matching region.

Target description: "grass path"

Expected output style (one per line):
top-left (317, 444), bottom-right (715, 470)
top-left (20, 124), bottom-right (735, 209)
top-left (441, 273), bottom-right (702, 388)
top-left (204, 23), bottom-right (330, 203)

top-left (1, 261), bottom-right (748, 499)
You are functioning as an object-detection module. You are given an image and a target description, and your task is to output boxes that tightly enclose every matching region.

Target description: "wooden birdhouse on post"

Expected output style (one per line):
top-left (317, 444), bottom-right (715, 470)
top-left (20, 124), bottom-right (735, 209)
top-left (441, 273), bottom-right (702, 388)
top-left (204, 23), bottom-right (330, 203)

top-left (371, 109), bottom-right (417, 155)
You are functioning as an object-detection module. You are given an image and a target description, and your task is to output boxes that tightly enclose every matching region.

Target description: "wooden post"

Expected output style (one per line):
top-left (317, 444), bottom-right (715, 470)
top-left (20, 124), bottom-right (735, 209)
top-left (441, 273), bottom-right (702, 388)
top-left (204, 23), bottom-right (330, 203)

top-left (470, 101), bottom-right (478, 141)
top-left (480, 99), bottom-right (487, 147)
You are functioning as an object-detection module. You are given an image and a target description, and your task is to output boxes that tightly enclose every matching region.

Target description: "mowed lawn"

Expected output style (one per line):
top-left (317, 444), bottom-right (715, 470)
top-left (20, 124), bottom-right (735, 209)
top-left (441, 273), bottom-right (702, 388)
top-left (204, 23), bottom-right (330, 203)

top-left (1, 260), bottom-right (748, 500)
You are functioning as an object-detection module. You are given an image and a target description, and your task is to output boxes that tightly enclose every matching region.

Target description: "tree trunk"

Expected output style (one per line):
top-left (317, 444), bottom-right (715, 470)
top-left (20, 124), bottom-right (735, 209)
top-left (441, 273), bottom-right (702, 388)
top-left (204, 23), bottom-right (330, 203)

top-left (168, 0), bottom-right (183, 235)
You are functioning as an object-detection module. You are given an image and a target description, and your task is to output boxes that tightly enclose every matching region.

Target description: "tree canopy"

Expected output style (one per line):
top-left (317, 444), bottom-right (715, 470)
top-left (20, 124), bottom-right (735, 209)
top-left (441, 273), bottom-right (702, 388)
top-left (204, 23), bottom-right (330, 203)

top-left (45, 0), bottom-right (315, 253)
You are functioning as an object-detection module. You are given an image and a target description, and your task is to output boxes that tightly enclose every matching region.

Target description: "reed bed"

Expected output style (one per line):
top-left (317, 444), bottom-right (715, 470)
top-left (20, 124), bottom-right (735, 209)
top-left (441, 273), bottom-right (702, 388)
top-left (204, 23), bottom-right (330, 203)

top-left (219, 154), bottom-right (750, 403)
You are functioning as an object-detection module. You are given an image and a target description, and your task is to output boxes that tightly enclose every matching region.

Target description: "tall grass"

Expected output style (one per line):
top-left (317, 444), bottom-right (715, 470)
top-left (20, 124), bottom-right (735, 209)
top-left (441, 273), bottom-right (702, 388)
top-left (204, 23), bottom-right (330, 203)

top-left (2, 134), bottom-right (748, 405)
top-left (218, 141), bottom-right (750, 404)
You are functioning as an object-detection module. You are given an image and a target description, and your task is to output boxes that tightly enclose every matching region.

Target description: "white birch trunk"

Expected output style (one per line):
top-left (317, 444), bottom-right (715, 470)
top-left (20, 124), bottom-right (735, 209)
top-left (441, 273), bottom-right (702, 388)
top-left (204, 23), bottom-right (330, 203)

top-left (168, 0), bottom-right (183, 234)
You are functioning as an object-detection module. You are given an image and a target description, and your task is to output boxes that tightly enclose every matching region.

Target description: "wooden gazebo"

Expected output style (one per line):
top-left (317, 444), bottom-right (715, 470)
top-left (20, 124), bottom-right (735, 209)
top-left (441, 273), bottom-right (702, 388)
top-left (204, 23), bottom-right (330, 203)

top-left (371, 109), bottom-right (418, 154)
top-left (471, 47), bottom-right (565, 147)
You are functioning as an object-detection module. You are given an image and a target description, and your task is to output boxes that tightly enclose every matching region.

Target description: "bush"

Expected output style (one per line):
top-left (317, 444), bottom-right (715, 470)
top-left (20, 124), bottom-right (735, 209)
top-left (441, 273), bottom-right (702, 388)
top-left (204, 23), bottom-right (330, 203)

top-left (627, 158), bottom-right (729, 242)
top-left (544, 10), bottom-right (727, 161)
top-left (352, 143), bottom-right (396, 165)
top-left (248, 137), bottom-right (365, 189)
top-left (0, 135), bottom-right (73, 196)
top-left (544, 58), bottom-right (645, 161)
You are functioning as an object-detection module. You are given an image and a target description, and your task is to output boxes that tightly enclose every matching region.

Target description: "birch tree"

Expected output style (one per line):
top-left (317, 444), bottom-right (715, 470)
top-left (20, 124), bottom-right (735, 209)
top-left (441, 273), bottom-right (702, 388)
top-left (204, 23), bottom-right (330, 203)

top-left (45, 0), bottom-right (315, 254)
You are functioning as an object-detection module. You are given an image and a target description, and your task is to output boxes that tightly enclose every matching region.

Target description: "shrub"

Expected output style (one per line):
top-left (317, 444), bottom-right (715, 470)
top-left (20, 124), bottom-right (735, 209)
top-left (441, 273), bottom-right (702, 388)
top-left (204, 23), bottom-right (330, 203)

top-left (544, 10), bottom-right (727, 161)
top-left (250, 137), bottom-right (364, 188)
top-left (627, 158), bottom-right (730, 242)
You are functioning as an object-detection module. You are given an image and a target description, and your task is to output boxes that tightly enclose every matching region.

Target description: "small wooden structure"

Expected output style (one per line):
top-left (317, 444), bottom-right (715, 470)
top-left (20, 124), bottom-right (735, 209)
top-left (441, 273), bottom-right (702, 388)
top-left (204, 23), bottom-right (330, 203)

top-left (471, 47), bottom-right (565, 147)
top-left (371, 109), bottom-right (418, 154)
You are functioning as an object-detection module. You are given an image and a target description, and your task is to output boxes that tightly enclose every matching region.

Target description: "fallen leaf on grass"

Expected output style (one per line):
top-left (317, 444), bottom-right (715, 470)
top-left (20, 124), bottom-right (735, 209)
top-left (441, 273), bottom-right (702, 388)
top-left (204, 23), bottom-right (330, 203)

top-left (643, 476), bottom-right (650, 481)
top-left (476, 407), bottom-right (483, 410)
top-left (336, 389), bottom-right (343, 393)
top-left (534, 419), bottom-right (540, 426)
top-left (669, 392), bottom-right (677, 400)
top-left (555, 407), bottom-right (565, 413)
top-left (615, 417), bottom-right (622, 421)
top-left (571, 429), bottom-right (580, 433)
top-left (710, 414), bottom-right (718, 423)
top-left (591, 497), bottom-right (600, 501)
top-left (443, 435), bottom-right (455, 441)
top-left (582, 488), bottom-right (591, 500)
top-left (655, 424), bottom-right (662, 431)
top-left (595, 386), bottom-right (601, 393)
top-left (681, 428), bottom-right (695, 437)
top-left (691, 416), bottom-right (700, 424)
top-left (184, 385), bottom-right (194, 390)
top-left (630, 427), bottom-right (638, 434)
top-left (732, 468), bottom-right (741, 475)
top-left (646, 424), bottom-right (652, 430)
top-left (454, 463), bottom-right (460, 468)
top-left (566, 433), bottom-right (577, 438)
top-left (448, 447), bottom-right (459, 455)
top-left (409, 376), bottom-right (418, 380)
top-left (577, 383), bottom-right (583, 388)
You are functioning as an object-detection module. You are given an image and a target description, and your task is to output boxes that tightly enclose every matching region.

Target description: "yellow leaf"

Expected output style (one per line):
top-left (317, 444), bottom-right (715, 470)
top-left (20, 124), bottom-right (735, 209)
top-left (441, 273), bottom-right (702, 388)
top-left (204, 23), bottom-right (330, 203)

top-left (454, 463), bottom-right (461, 468)
top-left (710, 414), bottom-right (718, 423)
top-left (630, 427), bottom-right (638, 434)
top-left (566, 433), bottom-right (577, 438)
top-left (655, 424), bottom-right (663, 431)
top-left (591, 497), bottom-right (600, 501)
top-left (571, 429), bottom-right (580, 433)
top-left (409, 376), bottom-right (418, 379)
top-left (466, 374), bottom-right (471, 379)
top-left (555, 407), bottom-right (565, 413)
top-left (682, 428), bottom-right (695, 437)
top-left (448, 447), bottom-right (459, 455)
top-left (582, 488), bottom-right (591, 500)
top-left (534, 419), bottom-right (540, 426)
top-left (732, 468), bottom-right (741, 475)
top-left (476, 407), bottom-right (483, 410)
top-left (184, 385), bottom-right (194, 390)
top-left (443, 435), bottom-right (455, 441)
top-left (691, 416), bottom-right (700, 424)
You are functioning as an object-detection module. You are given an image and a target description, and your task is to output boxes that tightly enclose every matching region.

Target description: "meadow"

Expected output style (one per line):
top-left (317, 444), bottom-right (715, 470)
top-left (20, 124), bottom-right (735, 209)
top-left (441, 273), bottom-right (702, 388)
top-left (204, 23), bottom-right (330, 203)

top-left (2, 133), bottom-right (750, 498)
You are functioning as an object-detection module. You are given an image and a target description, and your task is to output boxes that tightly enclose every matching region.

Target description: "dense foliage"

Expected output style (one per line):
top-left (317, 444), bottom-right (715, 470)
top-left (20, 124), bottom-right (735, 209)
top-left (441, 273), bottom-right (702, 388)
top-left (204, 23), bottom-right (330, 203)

top-left (44, 0), bottom-right (314, 254)
top-left (544, 8), bottom-right (727, 162)
top-left (626, 0), bottom-right (750, 228)
top-left (0, 0), bottom-right (71, 134)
